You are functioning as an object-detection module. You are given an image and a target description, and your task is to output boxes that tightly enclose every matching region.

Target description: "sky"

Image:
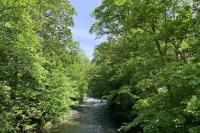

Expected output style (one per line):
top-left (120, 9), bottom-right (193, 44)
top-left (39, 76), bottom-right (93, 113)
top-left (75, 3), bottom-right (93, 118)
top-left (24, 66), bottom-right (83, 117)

top-left (70, 0), bottom-right (106, 60)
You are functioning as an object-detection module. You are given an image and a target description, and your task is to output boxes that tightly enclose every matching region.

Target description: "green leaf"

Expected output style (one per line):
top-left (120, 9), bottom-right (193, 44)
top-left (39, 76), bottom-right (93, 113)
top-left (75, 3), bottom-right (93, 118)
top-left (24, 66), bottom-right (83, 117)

top-left (114, 0), bottom-right (127, 6)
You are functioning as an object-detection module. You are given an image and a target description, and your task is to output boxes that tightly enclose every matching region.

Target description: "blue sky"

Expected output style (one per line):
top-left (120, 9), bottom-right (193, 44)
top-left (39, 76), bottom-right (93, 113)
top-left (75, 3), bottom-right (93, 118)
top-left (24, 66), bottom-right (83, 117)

top-left (70, 0), bottom-right (106, 59)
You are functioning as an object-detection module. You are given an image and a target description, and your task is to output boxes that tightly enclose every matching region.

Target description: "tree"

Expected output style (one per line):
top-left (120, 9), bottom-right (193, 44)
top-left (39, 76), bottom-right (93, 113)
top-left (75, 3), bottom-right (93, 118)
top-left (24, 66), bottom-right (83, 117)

top-left (90, 0), bottom-right (200, 132)
top-left (0, 0), bottom-right (89, 132)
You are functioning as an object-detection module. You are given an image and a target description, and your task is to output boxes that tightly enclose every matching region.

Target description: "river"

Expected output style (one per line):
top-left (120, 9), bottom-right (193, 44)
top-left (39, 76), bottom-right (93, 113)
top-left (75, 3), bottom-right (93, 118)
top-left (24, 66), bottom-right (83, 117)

top-left (46, 98), bottom-right (123, 133)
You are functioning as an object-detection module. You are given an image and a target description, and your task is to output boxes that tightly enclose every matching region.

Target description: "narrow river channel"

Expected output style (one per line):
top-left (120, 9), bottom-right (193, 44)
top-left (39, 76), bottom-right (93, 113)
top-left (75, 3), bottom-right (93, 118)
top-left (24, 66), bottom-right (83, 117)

top-left (47, 98), bottom-right (122, 133)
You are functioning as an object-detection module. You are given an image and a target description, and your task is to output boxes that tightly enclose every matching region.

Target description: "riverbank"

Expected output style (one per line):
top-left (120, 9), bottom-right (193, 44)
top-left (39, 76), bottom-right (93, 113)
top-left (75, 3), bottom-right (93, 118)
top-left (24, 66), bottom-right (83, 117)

top-left (45, 98), bottom-right (120, 133)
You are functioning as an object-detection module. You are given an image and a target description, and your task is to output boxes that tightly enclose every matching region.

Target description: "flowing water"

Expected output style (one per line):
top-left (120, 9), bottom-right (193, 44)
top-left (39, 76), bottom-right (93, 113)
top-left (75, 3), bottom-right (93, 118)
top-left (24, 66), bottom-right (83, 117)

top-left (47, 98), bottom-right (122, 133)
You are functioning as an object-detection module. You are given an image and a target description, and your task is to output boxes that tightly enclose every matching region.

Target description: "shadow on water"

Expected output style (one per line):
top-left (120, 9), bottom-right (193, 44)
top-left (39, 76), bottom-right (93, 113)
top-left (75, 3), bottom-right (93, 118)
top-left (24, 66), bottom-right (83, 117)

top-left (45, 98), bottom-right (123, 133)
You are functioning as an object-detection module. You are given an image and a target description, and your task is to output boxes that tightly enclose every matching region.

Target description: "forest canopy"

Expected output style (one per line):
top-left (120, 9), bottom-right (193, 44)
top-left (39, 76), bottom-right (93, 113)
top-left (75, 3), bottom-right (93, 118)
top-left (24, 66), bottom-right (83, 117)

top-left (0, 0), bottom-right (89, 132)
top-left (1, 0), bottom-right (200, 132)
top-left (89, 0), bottom-right (200, 132)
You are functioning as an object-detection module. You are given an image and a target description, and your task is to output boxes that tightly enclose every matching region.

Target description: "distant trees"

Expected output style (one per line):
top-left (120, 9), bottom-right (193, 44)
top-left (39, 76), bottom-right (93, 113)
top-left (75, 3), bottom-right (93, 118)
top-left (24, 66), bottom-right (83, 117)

top-left (0, 0), bottom-right (89, 132)
top-left (89, 0), bottom-right (200, 132)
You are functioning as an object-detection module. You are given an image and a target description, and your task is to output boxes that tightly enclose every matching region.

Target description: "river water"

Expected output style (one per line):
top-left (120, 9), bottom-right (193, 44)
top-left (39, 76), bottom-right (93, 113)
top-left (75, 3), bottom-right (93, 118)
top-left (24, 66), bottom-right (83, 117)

top-left (47, 98), bottom-right (122, 133)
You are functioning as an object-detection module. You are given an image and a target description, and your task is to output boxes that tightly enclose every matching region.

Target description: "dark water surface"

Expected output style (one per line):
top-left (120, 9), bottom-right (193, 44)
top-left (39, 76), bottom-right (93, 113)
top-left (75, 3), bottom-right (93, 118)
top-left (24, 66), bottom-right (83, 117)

top-left (47, 98), bottom-right (122, 133)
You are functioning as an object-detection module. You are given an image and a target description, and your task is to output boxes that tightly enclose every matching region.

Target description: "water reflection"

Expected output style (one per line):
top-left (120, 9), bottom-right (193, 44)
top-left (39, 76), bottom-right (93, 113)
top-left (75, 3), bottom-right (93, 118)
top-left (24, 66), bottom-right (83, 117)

top-left (46, 98), bottom-right (121, 133)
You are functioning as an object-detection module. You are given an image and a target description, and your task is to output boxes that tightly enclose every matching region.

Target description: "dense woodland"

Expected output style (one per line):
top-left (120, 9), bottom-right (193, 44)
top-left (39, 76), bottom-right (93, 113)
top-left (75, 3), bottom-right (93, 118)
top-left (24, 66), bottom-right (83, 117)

top-left (1, 0), bottom-right (200, 133)
top-left (89, 0), bottom-right (200, 132)
top-left (0, 0), bottom-right (89, 132)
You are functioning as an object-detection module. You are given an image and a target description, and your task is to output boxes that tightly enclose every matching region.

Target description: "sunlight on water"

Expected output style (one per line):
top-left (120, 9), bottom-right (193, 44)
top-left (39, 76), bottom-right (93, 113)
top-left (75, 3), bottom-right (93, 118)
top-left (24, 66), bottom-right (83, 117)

top-left (46, 98), bottom-right (121, 133)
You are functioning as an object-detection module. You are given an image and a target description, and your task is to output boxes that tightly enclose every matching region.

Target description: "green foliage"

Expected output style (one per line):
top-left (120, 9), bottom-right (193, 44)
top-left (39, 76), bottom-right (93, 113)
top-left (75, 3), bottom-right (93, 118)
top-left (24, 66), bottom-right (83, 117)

top-left (0, 0), bottom-right (89, 132)
top-left (90, 0), bottom-right (200, 132)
